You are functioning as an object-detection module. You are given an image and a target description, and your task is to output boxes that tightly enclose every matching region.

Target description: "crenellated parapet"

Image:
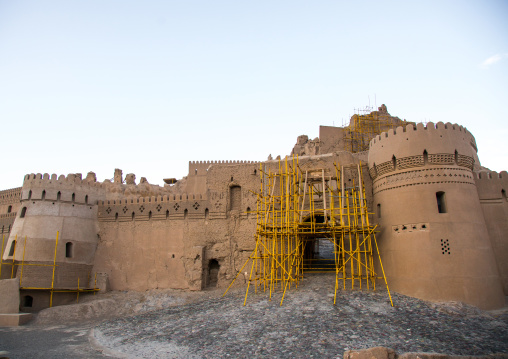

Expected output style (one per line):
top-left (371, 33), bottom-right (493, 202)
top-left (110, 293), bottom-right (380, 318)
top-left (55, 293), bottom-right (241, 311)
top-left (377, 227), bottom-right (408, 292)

top-left (97, 191), bottom-right (232, 222)
top-left (474, 171), bottom-right (508, 200)
top-left (0, 187), bottom-right (22, 205)
top-left (100, 192), bottom-right (209, 206)
top-left (368, 122), bottom-right (478, 180)
top-left (21, 172), bottom-right (105, 205)
top-left (189, 160), bottom-right (260, 176)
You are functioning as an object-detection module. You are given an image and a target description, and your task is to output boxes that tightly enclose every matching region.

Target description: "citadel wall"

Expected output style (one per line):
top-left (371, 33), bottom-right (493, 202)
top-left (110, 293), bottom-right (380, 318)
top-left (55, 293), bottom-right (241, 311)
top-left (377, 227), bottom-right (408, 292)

top-left (93, 161), bottom-right (260, 292)
top-left (368, 122), bottom-right (504, 309)
top-left (1, 173), bottom-right (105, 292)
top-left (474, 171), bottom-right (508, 295)
top-left (319, 126), bottom-right (345, 154)
top-left (0, 187), bottom-right (21, 279)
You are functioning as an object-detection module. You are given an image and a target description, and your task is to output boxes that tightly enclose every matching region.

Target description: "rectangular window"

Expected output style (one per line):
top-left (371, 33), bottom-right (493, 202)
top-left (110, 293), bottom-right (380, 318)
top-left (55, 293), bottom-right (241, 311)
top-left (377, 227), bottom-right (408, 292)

top-left (436, 192), bottom-right (447, 213)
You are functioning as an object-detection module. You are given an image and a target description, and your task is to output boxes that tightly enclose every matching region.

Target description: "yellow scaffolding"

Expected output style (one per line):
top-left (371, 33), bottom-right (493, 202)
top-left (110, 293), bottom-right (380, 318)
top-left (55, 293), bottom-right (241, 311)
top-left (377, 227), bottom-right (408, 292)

top-left (1, 232), bottom-right (99, 307)
top-left (224, 158), bottom-right (392, 306)
top-left (344, 108), bottom-right (411, 153)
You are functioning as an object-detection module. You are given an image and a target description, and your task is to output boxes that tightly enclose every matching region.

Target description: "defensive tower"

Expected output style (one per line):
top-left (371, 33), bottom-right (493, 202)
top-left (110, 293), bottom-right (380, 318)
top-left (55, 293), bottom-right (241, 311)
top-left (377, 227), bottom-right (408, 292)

top-left (1, 172), bottom-right (105, 311)
top-left (368, 122), bottom-right (504, 309)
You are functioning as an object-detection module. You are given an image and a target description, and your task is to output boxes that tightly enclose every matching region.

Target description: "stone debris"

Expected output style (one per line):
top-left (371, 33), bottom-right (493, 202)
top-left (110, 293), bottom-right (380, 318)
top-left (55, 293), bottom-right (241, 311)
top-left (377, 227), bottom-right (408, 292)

top-left (34, 289), bottom-right (188, 325)
top-left (90, 275), bottom-right (508, 359)
top-left (345, 347), bottom-right (508, 359)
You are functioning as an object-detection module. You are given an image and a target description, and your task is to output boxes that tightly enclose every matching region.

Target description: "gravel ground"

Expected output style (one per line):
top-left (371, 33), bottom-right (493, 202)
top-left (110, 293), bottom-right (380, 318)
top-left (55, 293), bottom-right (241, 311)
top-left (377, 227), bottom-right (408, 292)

top-left (93, 274), bottom-right (508, 359)
top-left (0, 324), bottom-right (107, 359)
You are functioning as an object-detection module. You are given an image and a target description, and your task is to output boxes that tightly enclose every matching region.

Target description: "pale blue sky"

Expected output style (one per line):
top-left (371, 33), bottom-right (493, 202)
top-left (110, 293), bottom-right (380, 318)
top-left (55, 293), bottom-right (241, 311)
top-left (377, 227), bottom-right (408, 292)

top-left (1, 1), bottom-right (507, 189)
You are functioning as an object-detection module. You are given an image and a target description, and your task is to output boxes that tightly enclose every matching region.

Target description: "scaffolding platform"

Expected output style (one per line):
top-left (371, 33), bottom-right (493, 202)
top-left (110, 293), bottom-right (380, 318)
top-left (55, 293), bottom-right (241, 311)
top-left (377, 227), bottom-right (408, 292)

top-left (224, 157), bottom-right (392, 306)
top-left (1, 232), bottom-right (100, 308)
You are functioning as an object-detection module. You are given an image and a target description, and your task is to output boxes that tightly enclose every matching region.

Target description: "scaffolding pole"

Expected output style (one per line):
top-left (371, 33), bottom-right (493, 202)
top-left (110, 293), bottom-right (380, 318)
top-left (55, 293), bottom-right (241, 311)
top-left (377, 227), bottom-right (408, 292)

top-left (343, 109), bottom-right (410, 153)
top-left (225, 158), bottom-right (393, 306)
top-left (6, 231), bottom-right (100, 307)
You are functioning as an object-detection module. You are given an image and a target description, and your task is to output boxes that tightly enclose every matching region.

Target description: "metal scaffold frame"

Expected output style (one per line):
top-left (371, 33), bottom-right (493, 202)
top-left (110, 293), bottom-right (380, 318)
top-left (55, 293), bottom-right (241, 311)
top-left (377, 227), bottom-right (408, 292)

top-left (224, 157), bottom-right (393, 306)
top-left (1, 231), bottom-right (99, 307)
top-left (344, 108), bottom-right (410, 153)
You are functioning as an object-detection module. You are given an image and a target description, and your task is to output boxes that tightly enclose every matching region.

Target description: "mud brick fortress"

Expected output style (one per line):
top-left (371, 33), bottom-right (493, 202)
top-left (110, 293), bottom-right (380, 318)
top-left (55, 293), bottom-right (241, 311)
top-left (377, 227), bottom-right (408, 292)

top-left (1, 105), bottom-right (507, 313)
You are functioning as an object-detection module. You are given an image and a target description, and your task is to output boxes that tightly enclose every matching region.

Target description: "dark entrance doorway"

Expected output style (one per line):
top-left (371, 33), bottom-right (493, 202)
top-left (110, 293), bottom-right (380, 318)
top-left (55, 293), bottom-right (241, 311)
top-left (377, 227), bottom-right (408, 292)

top-left (301, 214), bottom-right (336, 272)
top-left (207, 259), bottom-right (220, 287)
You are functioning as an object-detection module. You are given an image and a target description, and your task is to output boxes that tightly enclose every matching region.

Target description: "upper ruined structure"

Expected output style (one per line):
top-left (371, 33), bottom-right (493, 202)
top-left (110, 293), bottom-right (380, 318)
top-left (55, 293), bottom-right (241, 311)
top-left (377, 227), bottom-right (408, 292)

top-left (1, 105), bottom-right (507, 313)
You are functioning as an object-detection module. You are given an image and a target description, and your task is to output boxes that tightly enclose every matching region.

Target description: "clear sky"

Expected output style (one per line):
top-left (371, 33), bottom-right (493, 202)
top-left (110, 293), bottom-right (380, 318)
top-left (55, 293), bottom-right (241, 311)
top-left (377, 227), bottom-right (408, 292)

top-left (1, 0), bottom-right (507, 190)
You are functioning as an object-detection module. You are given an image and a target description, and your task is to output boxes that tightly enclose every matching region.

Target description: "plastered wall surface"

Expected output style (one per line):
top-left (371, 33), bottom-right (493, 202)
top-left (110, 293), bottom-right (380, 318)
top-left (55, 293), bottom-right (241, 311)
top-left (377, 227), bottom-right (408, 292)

top-left (0, 188), bottom-right (22, 279)
top-left (0, 278), bottom-right (20, 313)
top-left (93, 162), bottom-right (260, 292)
top-left (475, 171), bottom-right (508, 295)
top-left (369, 122), bottom-right (504, 309)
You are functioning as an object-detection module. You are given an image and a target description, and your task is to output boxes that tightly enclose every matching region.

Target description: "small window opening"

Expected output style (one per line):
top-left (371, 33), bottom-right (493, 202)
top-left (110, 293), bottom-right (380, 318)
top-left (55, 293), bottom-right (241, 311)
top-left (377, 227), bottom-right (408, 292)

top-left (436, 192), bottom-right (447, 213)
top-left (23, 295), bottom-right (33, 308)
top-left (377, 203), bottom-right (381, 219)
top-left (7, 205), bottom-right (12, 213)
top-left (20, 207), bottom-right (27, 218)
top-left (148, 211), bottom-right (152, 220)
top-left (65, 242), bottom-right (73, 258)
top-left (115, 213), bottom-right (118, 221)
top-left (8, 240), bottom-right (16, 256)
top-left (57, 192), bottom-right (61, 201)
top-left (205, 208), bottom-right (209, 220)
top-left (208, 259), bottom-right (220, 287)
top-left (246, 207), bottom-right (251, 219)
top-left (392, 155), bottom-right (397, 170)
top-left (422, 224), bottom-right (427, 229)
top-left (454, 150), bottom-right (459, 164)
top-left (172, 254), bottom-right (175, 258)
top-left (195, 169), bottom-right (198, 175)
top-left (231, 176), bottom-right (234, 182)
top-left (166, 209), bottom-right (169, 219)
top-left (502, 189), bottom-right (506, 201)
top-left (41, 190), bottom-right (46, 200)
top-left (423, 150), bottom-right (428, 165)
top-left (132, 212), bottom-right (135, 221)
top-left (85, 195), bottom-right (88, 204)
top-left (72, 193), bottom-right (75, 202)
top-left (28, 190), bottom-right (32, 200)
top-left (184, 209), bottom-right (188, 219)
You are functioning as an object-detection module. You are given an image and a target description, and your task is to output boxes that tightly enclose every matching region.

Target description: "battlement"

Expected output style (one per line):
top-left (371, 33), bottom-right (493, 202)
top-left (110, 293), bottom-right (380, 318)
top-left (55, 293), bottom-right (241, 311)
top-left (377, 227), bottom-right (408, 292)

top-left (0, 187), bottom-right (22, 205)
top-left (97, 191), bottom-right (234, 222)
top-left (368, 121), bottom-right (479, 171)
top-left (189, 160), bottom-right (259, 165)
top-left (188, 160), bottom-right (260, 176)
top-left (23, 172), bottom-right (102, 187)
top-left (21, 172), bottom-right (105, 205)
top-left (475, 171), bottom-right (508, 180)
top-left (369, 122), bottom-right (470, 147)
top-left (99, 192), bottom-right (208, 206)
top-left (474, 171), bottom-right (508, 200)
top-left (20, 170), bottom-right (176, 204)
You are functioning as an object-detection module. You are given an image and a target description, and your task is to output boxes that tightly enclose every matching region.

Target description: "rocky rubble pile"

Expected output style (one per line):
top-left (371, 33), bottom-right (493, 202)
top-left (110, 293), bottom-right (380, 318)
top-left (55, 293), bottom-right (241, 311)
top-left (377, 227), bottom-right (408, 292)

top-left (89, 274), bottom-right (508, 358)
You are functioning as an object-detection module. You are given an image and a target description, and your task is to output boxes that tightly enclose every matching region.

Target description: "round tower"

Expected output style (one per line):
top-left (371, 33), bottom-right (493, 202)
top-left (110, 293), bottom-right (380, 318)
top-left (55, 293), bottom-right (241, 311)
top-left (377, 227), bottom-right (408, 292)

top-left (368, 122), bottom-right (504, 309)
top-left (1, 172), bottom-right (105, 310)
